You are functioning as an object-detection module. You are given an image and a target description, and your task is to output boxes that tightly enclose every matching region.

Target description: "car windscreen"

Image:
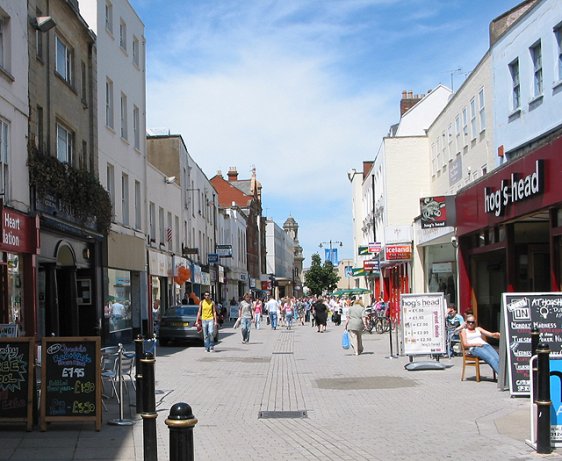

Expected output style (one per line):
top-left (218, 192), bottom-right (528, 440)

top-left (165, 306), bottom-right (198, 317)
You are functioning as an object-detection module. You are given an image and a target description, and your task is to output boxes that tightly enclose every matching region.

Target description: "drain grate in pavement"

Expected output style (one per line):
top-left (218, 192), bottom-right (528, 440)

top-left (271, 351), bottom-right (293, 355)
top-left (258, 410), bottom-right (307, 419)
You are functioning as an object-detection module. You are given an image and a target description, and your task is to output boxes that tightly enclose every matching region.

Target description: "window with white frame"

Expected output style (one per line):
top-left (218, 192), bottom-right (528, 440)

top-left (478, 88), bottom-right (486, 132)
top-left (119, 19), bottom-right (127, 51)
top-left (455, 114), bottom-right (461, 153)
top-left (107, 163), bottom-right (115, 214)
top-left (133, 36), bottom-right (140, 67)
top-left (56, 123), bottom-right (73, 163)
top-left (105, 1), bottom-right (113, 33)
top-left (509, 59), bottom-right (521, 110)
top-left (55, 36), bottom-right (72, 83)
top-left (435, 140), bottom-right (441, 171)
top-left (106, 78), bottom-right (114, 128)
top-left (158, 207), bottom-right (164, 243)
top-left (556, 25), bottom-right (562, 82)
top-left (0, 15), bottom-right (7, 71)
top-left (149, 201), bottom-right (155, 240)
top-left (441, 131), bottom-right (447, 165)
top-left (167, 212), bottom-right (172, 250)
top-left (462, 107), bottom-right (468, 146)
top-left (134, 180), bottom-right (141, 230)
top-left (133, 105), bottom-right (140, 149)
top-left (447, 123), bottom-right (453, 159)
top-left (530, 41), bottom-right (543, 97)
top-left (120, 93), bottom-right (128, 139)
top-left (175, 215), bottom-right (180, 253)
top-left (470, 97), bottom-right (477, 140)
top-left (0, 119), bottom-right (9, 198)
top-left (122, 173), bottom-right (129, 226)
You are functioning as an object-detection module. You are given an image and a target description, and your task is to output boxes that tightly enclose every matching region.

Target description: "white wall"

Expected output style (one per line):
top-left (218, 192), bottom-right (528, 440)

top-left (428, 53), bottom-right (495, 195)
top-left (493, 0), bottom-right (562, 157)
top-left (80, 0), bottom-right (147, 234)
top-left (0, 0), bottom-right (29, 212)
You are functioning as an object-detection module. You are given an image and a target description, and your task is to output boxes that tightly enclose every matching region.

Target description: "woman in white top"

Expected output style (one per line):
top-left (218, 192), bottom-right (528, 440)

top-left (460, 315), bottom-right (500, 373)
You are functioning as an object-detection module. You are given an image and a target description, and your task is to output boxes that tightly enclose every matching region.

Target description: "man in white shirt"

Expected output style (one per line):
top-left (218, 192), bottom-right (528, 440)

top-left (266, 297), bottom-right (280, 330)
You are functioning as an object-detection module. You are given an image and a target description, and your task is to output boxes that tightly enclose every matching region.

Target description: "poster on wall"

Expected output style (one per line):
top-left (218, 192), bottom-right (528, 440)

top-left (401, 293), bottom-right (447, 356)
top-left (502, 292), bottom-right (562, 396)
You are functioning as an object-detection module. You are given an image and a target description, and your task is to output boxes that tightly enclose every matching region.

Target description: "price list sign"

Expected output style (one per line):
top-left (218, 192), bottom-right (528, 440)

top-left (401, 293), bottom-right (447, 356)
top-left (0, 338), bottom-right (34, 431)
top-left (40, 337), bottom-right (101, 431)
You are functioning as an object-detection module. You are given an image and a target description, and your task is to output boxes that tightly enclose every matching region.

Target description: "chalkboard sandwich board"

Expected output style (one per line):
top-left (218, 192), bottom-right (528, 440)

top-left (503, 292), bottom-right (562, 396)
top-left (40, 337), bottom-right (101, 431)
top-left (0, 337), bottom-right (34, 431)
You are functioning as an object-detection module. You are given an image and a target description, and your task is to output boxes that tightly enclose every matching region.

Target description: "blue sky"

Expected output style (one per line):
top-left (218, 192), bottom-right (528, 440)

top-left (129, 0), bottom-right (518, 265)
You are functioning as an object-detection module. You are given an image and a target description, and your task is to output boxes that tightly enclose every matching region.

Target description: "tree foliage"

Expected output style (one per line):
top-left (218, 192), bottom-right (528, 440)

top-left (304, 253), bottom-right (340, 296)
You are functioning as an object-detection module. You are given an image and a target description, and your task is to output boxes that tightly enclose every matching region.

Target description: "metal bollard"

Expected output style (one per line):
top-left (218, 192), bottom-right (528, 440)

top-left (141, 352), bottom-right (158, 461)
top-left (135, 335), bottom-right (144, 413)
top-left (536, 342), bottom-right (552, 454)
top-left (531, 327), bottom-right (540, 402)
top-left (166, 402), bottom-right (198, 461)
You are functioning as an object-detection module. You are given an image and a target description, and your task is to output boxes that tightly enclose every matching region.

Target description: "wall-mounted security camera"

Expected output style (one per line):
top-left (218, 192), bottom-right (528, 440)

top-left (450, 236), bottom-right (458, 248)
top-left (164, 176), bottom-right (176, 184)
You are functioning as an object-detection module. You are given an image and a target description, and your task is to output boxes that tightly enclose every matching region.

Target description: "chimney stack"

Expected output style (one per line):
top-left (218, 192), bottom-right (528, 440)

top-left (227, 166), bottom-right (238, 182)
top-left (400, 89), bottom-right (424, 117)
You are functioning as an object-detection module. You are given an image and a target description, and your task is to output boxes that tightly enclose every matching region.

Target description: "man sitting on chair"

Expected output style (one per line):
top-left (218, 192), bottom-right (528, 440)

top-left (460, 315), bottom-right (500, 374)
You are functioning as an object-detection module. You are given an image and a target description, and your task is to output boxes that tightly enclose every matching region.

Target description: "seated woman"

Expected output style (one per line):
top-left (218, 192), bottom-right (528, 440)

top-left (460, 314), bottom-right (500, 373)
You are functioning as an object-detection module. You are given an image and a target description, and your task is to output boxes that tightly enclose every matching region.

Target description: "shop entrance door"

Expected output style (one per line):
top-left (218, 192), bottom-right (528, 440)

top-left (472, 249), bottom-right (506, 332)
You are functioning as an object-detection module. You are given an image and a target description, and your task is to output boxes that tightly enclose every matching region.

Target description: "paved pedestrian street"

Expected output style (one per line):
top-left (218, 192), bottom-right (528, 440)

top-left (3, 322), bottom-right (562, 460)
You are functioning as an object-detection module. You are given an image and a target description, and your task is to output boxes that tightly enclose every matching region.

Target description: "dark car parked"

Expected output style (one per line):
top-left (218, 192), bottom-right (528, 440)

top-left (158, 305), bottom-right (219, 346)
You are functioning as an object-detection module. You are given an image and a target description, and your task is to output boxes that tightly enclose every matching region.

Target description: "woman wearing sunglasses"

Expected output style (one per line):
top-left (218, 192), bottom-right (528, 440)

top-left (460, 315), bottom-right (500, 373)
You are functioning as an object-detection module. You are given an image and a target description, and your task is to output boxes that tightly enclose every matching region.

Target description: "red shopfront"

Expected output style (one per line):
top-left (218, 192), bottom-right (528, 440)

top-left (455, 133), bottom-right (562, 332)
top-left (0, 207), bottom-right (39, 336)
top-left (381, 244), bottom-right (412, 324)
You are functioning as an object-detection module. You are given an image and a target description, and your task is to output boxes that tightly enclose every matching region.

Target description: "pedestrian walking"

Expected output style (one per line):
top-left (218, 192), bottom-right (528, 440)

top-left (239, 292), bottom-right (254, 343)
top-left (266, 296), bottom-right (279, 330)
top-left (313, 297), bottom-right (328, 333)
top-left (254, 298), bottom-right (263, 329)
top-left (345, 297), bottom-right (368, 355)
top-left (196, 292), bottom-right (218, 352)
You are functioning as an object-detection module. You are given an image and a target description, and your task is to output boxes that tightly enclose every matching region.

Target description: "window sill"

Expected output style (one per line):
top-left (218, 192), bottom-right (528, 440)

top-left (553, 80), bottom-right (562, 92)
top-left (528, 94), bottom-right (543, 110)
top-left (508, 108), bottom-right (521, 122)
top-left (0, 66), bottom-right (15, 83)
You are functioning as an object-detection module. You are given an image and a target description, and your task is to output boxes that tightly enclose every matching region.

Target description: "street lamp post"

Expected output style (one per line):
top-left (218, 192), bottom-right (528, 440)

top-left (319, 240), bottom-right (343, 265)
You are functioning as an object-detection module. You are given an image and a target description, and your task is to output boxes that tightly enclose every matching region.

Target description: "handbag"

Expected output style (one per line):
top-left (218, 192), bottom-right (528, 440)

top-left (341, 330), bottom-right (350, 350)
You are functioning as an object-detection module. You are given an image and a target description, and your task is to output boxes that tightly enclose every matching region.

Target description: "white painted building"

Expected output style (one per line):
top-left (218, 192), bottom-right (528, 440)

top-left (265, 219), bottom-right (295, 297)
top-left (0, 0), bottom-right (29, 213)
top-left (81, 0), bottom-right (149, 338)
top-left (218, 205), bottom-right (247, 303)
top-left (417, 52), bottom-right (495, 306)
top-left (492, 0), bottom-right (562, 159)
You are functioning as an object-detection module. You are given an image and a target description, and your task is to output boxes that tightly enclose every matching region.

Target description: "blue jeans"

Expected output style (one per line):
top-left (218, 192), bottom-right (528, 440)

top-left (470, 343), bottom-right (499, 373)
top-left (202, 319), bottom-right (215, 351)
top-left (241, 318), bottom-right (252, 342)
top-left (269, 312), bottom-right (278, 329)
top-left (285, 313), bottom-right (293, 328)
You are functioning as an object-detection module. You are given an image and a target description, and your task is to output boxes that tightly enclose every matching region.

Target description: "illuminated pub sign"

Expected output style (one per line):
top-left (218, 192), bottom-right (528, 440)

top-left (420, 196), bottom-right (456, 229)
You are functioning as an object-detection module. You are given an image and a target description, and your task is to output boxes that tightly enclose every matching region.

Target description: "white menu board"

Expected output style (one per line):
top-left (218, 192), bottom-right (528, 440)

top-left (401, 293), bottom-right (447, 356)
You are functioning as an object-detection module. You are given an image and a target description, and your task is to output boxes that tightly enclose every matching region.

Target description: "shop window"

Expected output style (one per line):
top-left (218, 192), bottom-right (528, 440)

top-left (3, 253), bottom-right (25, 334)
top-left (106, 268), bottom-right (132, 333)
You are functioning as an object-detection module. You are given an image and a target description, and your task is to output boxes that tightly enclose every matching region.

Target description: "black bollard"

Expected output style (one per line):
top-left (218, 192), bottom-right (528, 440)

top-left (166, 402), bottom-right (198, 461)
top-left (531, 327), bottom-right (540, 402)
top-left (135, 335), bottom-right (144, 413)
top-left (536, 342), bottom-right (552, 454)
top-left (141, 352), bottom-right (158, 461)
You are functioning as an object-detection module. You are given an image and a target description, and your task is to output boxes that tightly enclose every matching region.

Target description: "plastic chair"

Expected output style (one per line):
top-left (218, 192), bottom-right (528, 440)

top-left (460, 342), bottom-right (496, 382)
